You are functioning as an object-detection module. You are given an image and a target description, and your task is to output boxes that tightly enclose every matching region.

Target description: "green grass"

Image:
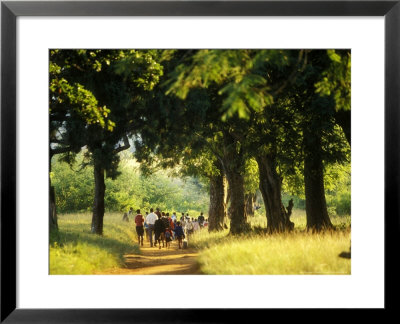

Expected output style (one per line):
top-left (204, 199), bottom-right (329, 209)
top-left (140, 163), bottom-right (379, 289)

top-left (50, 209), bottom-right (351, 275)
top-left (189, 209), bottom-right (351, 275)
top-left (50, 212), bottom-right (139, 274)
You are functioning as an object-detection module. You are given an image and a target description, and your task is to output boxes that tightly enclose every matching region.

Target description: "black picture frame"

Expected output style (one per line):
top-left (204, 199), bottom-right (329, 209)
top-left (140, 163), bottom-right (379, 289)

top-left (1, 0), bottom-right (398, 322)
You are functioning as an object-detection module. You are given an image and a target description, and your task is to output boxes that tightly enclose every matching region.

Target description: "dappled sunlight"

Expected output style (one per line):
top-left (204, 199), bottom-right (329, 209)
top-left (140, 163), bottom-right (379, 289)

top-left (49, 49), bottom-right (351, 276)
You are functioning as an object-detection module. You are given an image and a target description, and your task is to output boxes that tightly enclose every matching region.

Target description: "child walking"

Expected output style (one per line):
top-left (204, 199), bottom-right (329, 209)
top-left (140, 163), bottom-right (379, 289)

top-left (174, 221), bottom-right (185, 249)
top-left (165, 229), bottom-right (173, 249)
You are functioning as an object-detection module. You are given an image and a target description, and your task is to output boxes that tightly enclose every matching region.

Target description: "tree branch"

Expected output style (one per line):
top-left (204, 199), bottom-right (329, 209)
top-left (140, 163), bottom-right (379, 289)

top-left (50, 146), bottom-right (72, 157)
top-left (193, 131), bottom-right (223, 161)
top-left (114, 135), bottom-right (130, 154)
top-left (272, 50), bottom-right (308, 96)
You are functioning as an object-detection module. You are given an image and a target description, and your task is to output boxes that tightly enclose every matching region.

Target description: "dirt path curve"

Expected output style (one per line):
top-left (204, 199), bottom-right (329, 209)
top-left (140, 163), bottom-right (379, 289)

top-left (96, 239), bottom-right (202, 275)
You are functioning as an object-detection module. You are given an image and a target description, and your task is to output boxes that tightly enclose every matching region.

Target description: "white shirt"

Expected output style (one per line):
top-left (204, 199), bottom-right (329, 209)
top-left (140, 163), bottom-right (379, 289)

top-left (193, 221), bottom-right (200, 231)
top-left (186, 221), bottom-right (193, 230)
top-left (145, 212), bottom-right (158, 225)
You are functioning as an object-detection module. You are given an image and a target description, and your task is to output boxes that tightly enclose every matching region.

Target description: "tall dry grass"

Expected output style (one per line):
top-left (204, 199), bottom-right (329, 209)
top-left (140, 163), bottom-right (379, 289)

top-left (189, 209), bottom-right (351, 275)
top-left (50, 212), bottom-right (139, 274)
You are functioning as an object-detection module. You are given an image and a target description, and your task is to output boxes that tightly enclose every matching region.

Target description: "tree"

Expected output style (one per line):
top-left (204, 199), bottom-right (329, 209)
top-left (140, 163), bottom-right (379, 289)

top-left (50, 49), bottom-right (163, 234)
top-left (315, 50), bottom-right (351, 145)
top-left (284, 50), bottom-right (350, 230)
top-left (49, 50), bottom-right (115, 230)
top-left (244, 158), bottom-right (259, 217)
top-left (175, 150), bottom-right (227, 232)
top-left (166, 49), bottom-right (309, 233)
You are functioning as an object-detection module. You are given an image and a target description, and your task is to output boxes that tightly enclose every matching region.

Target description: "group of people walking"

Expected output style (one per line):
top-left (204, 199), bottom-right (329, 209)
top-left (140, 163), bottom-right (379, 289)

top-left (130, 208), bottom-right (208, 249)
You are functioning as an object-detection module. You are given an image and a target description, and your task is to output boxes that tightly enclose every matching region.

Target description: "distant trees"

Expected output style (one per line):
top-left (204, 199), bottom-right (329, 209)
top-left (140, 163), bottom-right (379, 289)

top-left (51, 152), bottom-right (209, 214)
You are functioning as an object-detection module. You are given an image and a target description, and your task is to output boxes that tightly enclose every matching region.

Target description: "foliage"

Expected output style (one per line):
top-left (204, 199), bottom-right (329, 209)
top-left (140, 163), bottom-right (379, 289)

top-left (51, 153), bottom-right (209, 214)
top-left (244, 158), bottom-right (259, 194)
top-left (166, 49), bottom-right (303, 120)
top-left (315, 50), bottom-right (351, 112)
top-left (50, 49), bottom-right (351, 235)
top-left (50, 49), bottom-right (164, 176)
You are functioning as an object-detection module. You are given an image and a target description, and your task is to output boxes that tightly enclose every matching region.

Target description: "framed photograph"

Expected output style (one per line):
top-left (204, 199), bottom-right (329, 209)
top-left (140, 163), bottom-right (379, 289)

top-left (1, 0), bottom-right (398, 322)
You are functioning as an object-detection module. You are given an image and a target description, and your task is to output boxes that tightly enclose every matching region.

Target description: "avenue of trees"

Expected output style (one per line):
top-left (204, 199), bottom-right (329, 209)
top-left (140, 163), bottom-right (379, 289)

top-left (50, 49), bottom-right (350, 235)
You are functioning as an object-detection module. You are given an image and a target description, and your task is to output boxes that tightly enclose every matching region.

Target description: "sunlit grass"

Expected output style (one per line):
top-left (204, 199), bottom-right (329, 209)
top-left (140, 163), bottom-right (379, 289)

top-left (50, 212), bottom-right (139, 274)
top-left (189, 209), bottom-right (351, 275)
top-left (50, 209), bottom-right (351, 275)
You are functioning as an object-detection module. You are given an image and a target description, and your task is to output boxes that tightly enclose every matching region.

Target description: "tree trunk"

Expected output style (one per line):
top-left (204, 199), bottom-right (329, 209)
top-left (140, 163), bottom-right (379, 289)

top-left (208, 161), bottom-right (225, 232)
top-left (245, 193), bottom-right (256, 216)
top-left (225, 170), bottom-right (247, 234)
top-left (221, 131), bottom-right (247, 235)
top-left (304, 150), bottom-right (333, 231)
top-left (49, 154), bottom-right (58, 231)
top-left (224, 176), bottom-right (230, 219)
top-left (91, 162), bottom-right (105, 235)
top-left (335, 109), bottom-right (351, 146)
top-left (256, 155), bottom-right (293, 233)
top-left (223, 176), bottom-right (229, 229)
top-left (49, 185), bottom-right (58, 230)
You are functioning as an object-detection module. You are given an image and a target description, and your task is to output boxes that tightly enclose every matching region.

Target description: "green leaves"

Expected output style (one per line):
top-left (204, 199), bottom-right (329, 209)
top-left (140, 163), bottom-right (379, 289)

top-left (327, 49), bottom-right (342, 63)
top-left (51, 152), bottom-right (209, 214)
top-left (314, 50), bottom-right (351, 111)
top-left (167, 49), bottom-right (300, 121)
top-left (50, 49), bottom-right (164, 179)
top-left (113, 50), bottom-right (163, 91)
top-left (219, 73), bottom-right (273, 120)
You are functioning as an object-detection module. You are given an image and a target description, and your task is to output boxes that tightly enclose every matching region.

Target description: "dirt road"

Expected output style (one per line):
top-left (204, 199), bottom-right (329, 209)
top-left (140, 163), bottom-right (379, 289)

top-left (96, 239), bottom-right (201, 275)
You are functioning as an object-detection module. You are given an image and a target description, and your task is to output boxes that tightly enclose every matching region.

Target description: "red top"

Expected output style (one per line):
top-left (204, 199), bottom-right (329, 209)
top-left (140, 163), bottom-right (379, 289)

top-left (135, 214), bottom-right (144, 226)
top-left (168, 217), bottom-right (175, 230)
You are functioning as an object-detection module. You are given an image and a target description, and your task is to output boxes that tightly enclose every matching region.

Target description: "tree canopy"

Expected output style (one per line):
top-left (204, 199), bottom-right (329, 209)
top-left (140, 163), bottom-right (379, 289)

top-left (50, 49), bottom-right (351, 235)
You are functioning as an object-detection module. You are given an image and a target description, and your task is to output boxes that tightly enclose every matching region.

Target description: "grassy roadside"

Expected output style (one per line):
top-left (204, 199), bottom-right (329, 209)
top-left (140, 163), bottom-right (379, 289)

top-left (49, 210), bottom-right (351, 275)
top-left (189, 210), bottom-right (351, 275)
top-left (50, 212), bottom-right (139, 274)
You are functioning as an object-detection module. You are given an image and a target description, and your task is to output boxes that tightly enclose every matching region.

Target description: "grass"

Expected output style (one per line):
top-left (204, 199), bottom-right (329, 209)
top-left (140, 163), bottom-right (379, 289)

top-left (50, 212), bottom-right (139, 274)
top-left (189, 209), bottom-right (351, 275)
top-left (50, 209), bottom-right (351, 275)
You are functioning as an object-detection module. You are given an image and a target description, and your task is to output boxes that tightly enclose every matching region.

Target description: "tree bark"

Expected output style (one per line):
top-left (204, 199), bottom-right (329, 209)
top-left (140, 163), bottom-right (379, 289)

top-left (221, 131), bottom-right (247, 235)
top-left (245, 193), bottom-right (256, 216)
top-left (49, 185), bottom-right (58, 230)
top-left (208, 161), bottom-right (226, 232)
top-left (256, 155), bottom-right (293, 233)
top-left (91, 161), bottom-right (106, 235)
top-left (49, 155), bottom-right (58, 231)
top-left (223, 176), bottom-right (229, 229)
top-left (225, 170), bottom-right (247, 234)
top-left (334, 109), bottom-right (351, 146)
top-left (304, 150), bottom-right (333, 231)
top-left (224, 176), bottom-right (230, 220)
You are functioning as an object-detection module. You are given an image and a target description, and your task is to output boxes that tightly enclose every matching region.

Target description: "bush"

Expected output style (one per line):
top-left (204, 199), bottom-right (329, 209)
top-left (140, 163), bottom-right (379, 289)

top-left (335, 192), bottom-right (351, 215)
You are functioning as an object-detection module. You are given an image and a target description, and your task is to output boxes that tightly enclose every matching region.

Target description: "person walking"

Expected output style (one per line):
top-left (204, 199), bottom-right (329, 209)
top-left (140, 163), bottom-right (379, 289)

top-left (186, 218), bottom-right (194, 237)
top-left (167, 213), bottom-right (175, 239)
top-left (154, 213), bottom-right (166, 249)
top-left (174, 221), bottom-right (185, 249)
top-left (134, 209), bottom-right (144, 246)
top-left (198, 212), bottom-right (205, 227)
top-left (193, 218), bottom-right (200, 232)
top-left (145, 208), bottom-right (158, 247)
